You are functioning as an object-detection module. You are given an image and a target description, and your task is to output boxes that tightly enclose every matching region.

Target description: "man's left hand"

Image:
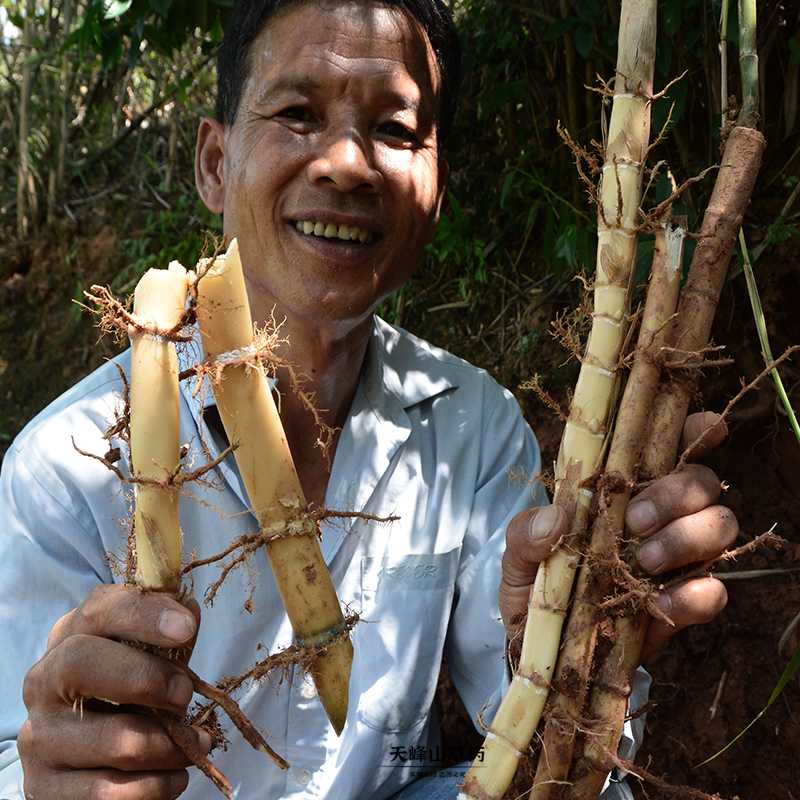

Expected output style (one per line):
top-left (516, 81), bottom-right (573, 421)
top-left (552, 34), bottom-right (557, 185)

top-left (498, 412), bottom-right (738, 663)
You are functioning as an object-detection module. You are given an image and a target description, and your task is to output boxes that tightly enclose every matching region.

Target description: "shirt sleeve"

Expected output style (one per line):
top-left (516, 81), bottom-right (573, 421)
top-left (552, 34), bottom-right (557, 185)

top-left (0, 424), bottom-right (119, 798)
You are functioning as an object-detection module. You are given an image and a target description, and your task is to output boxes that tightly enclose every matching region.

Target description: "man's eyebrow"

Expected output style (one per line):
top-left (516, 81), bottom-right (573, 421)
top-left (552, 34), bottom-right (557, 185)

top-left (251, 77), bottom-right (324, 105)
top-left (386, 91), bottom-right (421, 113)
top-left (251, 77), bottom-right (431, 120)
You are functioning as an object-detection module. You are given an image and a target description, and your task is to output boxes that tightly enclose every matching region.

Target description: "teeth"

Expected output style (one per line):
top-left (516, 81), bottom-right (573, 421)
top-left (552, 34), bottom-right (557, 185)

top-left (296, 220), bottom-right (373, 244)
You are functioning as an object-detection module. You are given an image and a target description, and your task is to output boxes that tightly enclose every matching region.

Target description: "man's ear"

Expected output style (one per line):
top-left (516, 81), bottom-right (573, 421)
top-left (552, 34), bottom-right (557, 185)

top-left (195, 117), bottom-right (227, 214)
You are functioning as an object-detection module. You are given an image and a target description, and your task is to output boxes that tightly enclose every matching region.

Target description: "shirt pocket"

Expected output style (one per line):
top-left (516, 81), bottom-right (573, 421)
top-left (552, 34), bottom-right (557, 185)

top-left (353, 550), bottom-right (460, 733)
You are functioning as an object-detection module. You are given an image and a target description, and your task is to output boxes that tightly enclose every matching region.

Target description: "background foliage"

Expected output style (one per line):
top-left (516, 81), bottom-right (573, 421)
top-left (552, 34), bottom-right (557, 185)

top-left (2, 1), bottom-right (800, 796)
top-left (1, 0), bottom-right (798, 457)
top-left (1, 0), bottom-right (798, 432)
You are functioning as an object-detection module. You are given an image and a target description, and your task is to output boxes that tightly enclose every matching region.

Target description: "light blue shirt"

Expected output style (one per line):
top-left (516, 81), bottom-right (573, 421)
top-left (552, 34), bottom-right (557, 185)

top-left (0, 317), bottom-right (551, 800)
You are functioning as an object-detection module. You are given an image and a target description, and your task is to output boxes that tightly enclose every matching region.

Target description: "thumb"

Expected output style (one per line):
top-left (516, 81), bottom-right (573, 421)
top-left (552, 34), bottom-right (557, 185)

top-left (176, 596), bottom-right (202, 666)
top-left (499, 505), bottom-right (566, 639)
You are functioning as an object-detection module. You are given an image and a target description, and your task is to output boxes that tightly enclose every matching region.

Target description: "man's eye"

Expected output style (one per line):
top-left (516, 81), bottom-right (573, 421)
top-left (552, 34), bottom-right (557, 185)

top-left (380, 122), bottom-right (418, 144)
top-left (277, 106), bottom-right (313, 122)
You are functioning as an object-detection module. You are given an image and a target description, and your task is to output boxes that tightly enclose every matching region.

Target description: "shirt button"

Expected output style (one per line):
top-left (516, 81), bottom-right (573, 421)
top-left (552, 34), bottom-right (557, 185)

top-left (301, 681), bottom-right (317, 699)
top-left (297, 768), bottom-right (312, 785)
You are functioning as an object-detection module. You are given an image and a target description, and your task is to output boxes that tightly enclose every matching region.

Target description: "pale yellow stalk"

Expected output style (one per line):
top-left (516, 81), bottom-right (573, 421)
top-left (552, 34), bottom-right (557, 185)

top-left (459, 3), bottom-right (655, 797)
top-left (195, 239), bottom-right (353, 735)
top-left (130, 262), bottom-right (189, 593)
top-left (533, 218), bottom-right (685, 799)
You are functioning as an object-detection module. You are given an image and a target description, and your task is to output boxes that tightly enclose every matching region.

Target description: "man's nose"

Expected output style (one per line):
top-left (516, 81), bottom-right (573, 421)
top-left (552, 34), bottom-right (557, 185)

top-left (306, 129), bottom-right (383, 193)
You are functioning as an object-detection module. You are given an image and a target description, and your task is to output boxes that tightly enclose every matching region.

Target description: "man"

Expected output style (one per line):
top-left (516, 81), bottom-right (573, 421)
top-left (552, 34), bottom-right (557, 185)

top-left (0, 1), bottom-right (736, 799)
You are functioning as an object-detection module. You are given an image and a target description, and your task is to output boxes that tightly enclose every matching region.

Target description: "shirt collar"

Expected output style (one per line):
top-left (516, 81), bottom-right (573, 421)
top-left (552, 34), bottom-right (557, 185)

top-left (364, 316), bottom-right (460, 412)
top-left (180, 315), bottom-right (461, 419)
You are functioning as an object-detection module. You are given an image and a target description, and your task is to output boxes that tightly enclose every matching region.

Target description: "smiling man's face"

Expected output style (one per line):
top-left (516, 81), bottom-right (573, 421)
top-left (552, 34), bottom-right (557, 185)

top-left (196, 0), bottom-right (448, 335)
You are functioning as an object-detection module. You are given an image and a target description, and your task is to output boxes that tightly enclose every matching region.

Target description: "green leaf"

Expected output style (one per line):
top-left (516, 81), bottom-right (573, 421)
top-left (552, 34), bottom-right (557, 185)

top-left (575, 221), bottom-right (595, 272)
top-left (128, 15), bottom-right (146, 68)
top-left (104, 0), bottom-right (133, 19)
top-left (141, 152), bottom-right (160, 172)
top-left (789, 38), bottom-right (800, 66)
top-left (149, 0), bottom-right (175, 16)
top-left (60, 27), bottom-right (84, 54)
top-left (555, 224), bottom-right (578, 265)
top-left (143, 22), bottom-right (174, 55)
top-left (64, 1), bottom-right (103, 57)
top-left (634, 235), bottom-right (656, 290)
top-left (684, 25), bottom-right (704, 51)
top-left (579, 0), bottom-right (602, 22)
top-left (494, 78), bottom-right (529, 107)
top-left (663, 0), bottom-right (682, 35)
top-left (209, 10), bottom-right (224, 43)
top-left (500, 171), bottom-right (517, 209)
top-left (100, 29), bottom-right (124, 70)
top-left (543, 17), bottom-right (578, 42)
top-left (574, 21), bottom-right (595, 59)
top-left (655, 36), bottom-right (672, 77)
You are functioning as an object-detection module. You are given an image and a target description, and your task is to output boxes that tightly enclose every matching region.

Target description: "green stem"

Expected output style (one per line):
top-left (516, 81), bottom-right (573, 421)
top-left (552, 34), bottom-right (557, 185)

top-left (738, 0), bottom-right (759, 127)
top-left (720, 0), bottom-right (730, 124)
top-left (739, 229), bottom-right (800, 443)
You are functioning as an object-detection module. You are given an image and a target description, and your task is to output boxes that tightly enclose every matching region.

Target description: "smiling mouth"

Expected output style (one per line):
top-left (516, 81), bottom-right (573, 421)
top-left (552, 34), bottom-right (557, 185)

top-left (295, 220), bottom-right (375, 244)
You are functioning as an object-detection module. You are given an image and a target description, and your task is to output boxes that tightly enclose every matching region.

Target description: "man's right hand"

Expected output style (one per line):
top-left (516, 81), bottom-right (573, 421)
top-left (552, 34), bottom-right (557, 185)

top-left (18, 584), bottom-right (209, 800)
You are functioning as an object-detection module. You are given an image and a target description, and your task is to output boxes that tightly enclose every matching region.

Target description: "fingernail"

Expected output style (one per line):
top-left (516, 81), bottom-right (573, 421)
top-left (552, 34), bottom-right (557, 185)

top-left (627, 499), bottom-right (657, 535)
top-left (159, 609), bottom-right (195, 643)
top-left (167, 672), bottom-right (194, 708)
top-left (529, 505), bottom-right (561, 541)
top-left (197, 728), bottom-right (213, 755)
top-left (637, 540), bottom-right (666, 574)
top-left (651, 590), bottom-right (673, 619)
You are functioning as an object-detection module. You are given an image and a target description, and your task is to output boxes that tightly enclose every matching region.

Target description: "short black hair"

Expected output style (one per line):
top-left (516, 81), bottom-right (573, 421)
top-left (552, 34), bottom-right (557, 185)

top-left (216, 0), bottom-right (461, 146)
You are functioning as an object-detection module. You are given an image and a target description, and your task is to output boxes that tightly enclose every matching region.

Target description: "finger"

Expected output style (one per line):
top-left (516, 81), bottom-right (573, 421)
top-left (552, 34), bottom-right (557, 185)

top-left (499, 505), bottom-right (567, 636)
top-left (19, 710), bottom-right (210, 772)
top-left (21, 764), bottom-right (190, 800)
top-left (679, 411), bottom-right (728, 461)
top-left (502, 506), bottom-right (567, 587)
top-left (48, 585), bottom-right (198, 652)
top-left (626, 463), bottom-right (723, 538)
top-left (26, 635), bottom-right (196, 714)
top-left (634, 504), bottom-right (738, 576)
top-left (640, 576), bottom-right (727, 663)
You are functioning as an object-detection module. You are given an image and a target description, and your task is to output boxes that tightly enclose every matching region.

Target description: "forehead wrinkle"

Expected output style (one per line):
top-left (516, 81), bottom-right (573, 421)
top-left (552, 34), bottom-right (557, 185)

top-left (244, 0), bottom-right (437, 124)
